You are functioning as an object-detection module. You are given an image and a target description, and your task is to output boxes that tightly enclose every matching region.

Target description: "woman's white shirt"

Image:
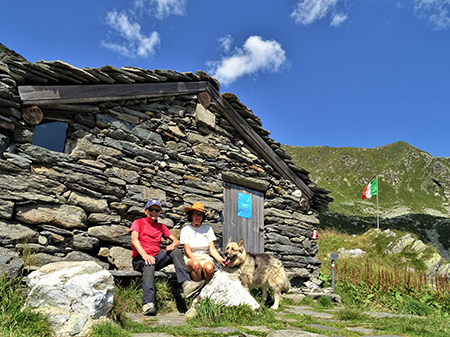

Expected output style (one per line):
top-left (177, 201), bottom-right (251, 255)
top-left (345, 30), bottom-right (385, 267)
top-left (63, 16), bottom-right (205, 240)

top-left (180, 224), bottom-right (216, 254)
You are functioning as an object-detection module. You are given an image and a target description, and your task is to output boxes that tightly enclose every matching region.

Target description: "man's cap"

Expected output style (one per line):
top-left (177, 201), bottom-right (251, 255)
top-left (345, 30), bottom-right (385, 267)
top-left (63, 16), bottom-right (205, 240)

top-left (145, 199), bottom-right (162, 209)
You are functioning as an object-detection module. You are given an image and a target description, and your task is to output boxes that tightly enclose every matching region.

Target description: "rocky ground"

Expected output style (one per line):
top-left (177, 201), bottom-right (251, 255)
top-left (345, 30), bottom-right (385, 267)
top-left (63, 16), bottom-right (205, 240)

top-left (125, 296), bottom-right (414, 337)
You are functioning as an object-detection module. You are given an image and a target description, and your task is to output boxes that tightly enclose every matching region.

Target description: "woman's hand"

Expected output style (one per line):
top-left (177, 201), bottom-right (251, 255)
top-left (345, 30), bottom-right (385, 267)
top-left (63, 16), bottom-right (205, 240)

top-left (218, 257), bottom-right (227, 267)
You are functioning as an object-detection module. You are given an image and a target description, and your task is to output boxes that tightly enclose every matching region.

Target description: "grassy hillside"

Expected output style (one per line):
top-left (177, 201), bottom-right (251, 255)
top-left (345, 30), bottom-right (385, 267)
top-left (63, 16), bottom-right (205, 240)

top-left (283, 141), bottom-right (450, 218)
top-left (283, 142), bottom-right (450, 258)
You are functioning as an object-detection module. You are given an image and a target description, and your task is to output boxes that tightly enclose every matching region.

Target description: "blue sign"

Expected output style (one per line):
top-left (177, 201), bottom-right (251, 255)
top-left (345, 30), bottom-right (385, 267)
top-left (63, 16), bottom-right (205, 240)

top-left (237, 192), bottom-right (252, 219)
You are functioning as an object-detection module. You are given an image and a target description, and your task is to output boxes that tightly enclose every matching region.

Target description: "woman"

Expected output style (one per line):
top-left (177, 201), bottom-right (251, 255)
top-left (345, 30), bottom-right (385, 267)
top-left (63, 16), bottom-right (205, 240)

top-left (180, 202), bottom-right (226, 283)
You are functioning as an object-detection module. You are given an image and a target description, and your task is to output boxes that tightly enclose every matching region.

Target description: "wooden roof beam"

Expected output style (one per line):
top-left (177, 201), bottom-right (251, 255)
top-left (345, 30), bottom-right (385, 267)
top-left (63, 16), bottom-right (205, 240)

top-left (18, 81), bottom-right (209, 105)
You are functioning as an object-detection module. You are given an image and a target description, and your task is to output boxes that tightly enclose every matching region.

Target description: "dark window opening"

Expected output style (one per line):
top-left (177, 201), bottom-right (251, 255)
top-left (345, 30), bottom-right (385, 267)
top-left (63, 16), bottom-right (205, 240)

top-left (32, 121), bottom-right (68, 153)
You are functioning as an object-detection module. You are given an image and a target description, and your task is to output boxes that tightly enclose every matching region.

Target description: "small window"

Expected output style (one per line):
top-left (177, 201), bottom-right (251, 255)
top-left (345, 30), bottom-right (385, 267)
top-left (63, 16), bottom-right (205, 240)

top-left (32, 121), bottom-right (68, 153)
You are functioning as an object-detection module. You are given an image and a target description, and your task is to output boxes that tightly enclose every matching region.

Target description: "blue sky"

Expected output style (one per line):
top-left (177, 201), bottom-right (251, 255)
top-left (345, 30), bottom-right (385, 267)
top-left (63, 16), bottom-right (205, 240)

top-left (1, 0), bottom-right (450, 158)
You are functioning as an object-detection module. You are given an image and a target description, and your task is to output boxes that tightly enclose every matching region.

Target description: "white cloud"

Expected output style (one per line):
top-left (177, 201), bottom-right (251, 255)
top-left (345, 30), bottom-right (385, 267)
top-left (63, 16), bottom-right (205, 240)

top-left (102, 10), bottom-right (160, 58)
top-left (413, 0), bottom-right (450, 29)
top-left (134, 0), bottom-right (187, 19)
top-left (208, 36), bottom-right (287, 86)
top-left (330, 12), bottom-right (347, 27)
top-left (218, 35), bottom-right (233, 53)
top-left (291, 0), bottom-right (342, 25)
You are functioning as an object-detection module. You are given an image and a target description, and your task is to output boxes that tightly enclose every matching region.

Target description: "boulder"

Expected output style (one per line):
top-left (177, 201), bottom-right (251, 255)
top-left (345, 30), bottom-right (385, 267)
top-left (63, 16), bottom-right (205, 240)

top-left (33, 306), bottom-right (112, 337)
top-left (27, 261), bottom-right (114, 319)
top-left (385, 234), bottom-right (415, 254)
top-left (337, 248), bottom-right (367, 258)
top-left (197, 270), bottom-right (259, 310)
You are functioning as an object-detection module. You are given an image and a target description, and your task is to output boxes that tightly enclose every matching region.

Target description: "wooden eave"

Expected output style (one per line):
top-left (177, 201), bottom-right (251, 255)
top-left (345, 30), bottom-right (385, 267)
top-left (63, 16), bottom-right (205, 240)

top-left (18, 81), bottom-right (314, 199)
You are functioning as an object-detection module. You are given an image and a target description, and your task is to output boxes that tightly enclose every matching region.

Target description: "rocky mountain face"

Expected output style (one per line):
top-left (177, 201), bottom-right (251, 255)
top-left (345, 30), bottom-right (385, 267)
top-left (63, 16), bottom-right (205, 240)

top-left (283, 141), bottom-right (450, 258)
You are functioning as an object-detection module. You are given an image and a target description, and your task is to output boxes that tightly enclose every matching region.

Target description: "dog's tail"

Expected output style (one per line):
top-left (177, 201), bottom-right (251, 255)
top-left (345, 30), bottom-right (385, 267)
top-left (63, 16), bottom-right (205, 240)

top-left (281, 268), bottom-right (291, 292)
top-left (272, 264), bottom-right (291, 292)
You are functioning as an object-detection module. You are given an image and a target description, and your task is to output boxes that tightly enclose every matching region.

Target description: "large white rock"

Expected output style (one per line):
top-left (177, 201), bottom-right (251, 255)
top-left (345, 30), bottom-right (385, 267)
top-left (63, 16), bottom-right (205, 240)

top-left (27, 261), bottom-right (114, 319)
top-left (199, 270), bottom-right (260, 310)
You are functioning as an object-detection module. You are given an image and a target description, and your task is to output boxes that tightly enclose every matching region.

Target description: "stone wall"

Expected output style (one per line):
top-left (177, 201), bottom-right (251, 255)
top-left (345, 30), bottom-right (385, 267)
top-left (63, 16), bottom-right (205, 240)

top-left (0, 43), bottom-right (333, 287)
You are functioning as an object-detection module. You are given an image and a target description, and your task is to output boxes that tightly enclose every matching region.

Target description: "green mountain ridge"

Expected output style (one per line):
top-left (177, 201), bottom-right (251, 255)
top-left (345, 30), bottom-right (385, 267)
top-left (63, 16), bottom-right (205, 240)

top-left (283, 141), bottom-right (450, 217)
top-left (282, 141), bottom-right (450, 258)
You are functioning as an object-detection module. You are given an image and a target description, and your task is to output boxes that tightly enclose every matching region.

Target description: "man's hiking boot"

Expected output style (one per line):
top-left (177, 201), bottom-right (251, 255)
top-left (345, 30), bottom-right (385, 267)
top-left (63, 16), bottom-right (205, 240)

top-left (182, 279), bottom-right (206, 298)
top-left (142, 302), bottom-right (156, 315)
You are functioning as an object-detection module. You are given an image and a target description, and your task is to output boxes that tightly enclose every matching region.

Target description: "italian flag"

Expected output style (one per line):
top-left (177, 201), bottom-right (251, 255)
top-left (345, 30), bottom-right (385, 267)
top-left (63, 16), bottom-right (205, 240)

top-left (362, 178), bottom-right (377, 199)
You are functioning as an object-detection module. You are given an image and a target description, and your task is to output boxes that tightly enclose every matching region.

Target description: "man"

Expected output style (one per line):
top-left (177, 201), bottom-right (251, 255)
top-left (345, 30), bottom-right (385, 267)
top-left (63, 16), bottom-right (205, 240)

top-left (129, 199), bottom-right (205, 315)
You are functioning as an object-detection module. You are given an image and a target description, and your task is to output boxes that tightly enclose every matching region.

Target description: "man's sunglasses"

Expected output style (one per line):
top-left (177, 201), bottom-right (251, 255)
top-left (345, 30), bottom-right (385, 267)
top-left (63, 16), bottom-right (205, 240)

top-left (148, 208), bottom-right (161, 213)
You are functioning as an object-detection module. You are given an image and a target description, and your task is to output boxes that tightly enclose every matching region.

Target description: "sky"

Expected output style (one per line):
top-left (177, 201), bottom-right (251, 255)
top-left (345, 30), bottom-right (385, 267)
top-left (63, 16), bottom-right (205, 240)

top-left (1, 0), bottom-right (450, 158)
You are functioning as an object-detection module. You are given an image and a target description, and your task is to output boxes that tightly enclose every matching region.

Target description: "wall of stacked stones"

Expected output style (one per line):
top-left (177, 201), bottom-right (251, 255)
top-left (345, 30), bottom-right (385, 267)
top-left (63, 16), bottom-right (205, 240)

top-left (0, 49), bottom-right (330, 285)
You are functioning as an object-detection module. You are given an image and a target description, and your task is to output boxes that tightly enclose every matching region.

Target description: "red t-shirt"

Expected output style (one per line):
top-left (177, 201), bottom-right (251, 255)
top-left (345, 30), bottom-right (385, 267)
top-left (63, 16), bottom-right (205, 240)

top-left (129, 217), bottom-right (172, 258)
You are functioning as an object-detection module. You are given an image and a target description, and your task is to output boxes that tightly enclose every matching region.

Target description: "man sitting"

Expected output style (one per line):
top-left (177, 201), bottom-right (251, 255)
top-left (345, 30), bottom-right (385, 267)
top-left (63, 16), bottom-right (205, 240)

top-left (129, 199), bottom-right (205, 315)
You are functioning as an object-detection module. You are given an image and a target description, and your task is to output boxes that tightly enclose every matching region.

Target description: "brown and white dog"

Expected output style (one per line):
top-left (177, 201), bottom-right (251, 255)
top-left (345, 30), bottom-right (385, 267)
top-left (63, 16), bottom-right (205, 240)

top-left (224, 238), bottom-right (290, 309)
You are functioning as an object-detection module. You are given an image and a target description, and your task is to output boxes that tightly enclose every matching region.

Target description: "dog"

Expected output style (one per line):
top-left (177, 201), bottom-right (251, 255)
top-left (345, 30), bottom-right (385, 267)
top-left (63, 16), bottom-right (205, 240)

top-left (224, 238), bottom-right (290, 310)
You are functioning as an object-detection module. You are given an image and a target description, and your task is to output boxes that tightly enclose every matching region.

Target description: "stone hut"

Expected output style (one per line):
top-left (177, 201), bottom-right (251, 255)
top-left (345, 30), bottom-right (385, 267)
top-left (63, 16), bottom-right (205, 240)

top-left (0, 43), bottom-right (333, 287)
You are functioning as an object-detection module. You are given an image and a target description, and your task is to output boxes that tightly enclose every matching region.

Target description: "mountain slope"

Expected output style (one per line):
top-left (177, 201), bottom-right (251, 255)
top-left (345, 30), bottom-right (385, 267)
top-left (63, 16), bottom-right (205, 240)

top-left (283, 141), bottom-right (450, 218)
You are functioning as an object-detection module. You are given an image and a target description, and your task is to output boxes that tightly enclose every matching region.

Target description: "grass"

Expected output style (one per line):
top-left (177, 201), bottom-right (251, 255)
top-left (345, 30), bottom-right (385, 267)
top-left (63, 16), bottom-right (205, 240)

top-left (90, 322), bottom-right (132, 337)
top-left (316, 296), bottom-right (334, 308)
top-left (19, 242), bottom-right (38, 267)
top-left (7, 226), bottom-right (450, 337)
top-left (109, 277), bottom-right (183, 327)
top-left (110, 279), bottom-right (143, 325)
top-left (189, 297), bottom-right (277, 327)
top-left (333, 306), bottom-right (370, 321)
top-left (0, 275), bottom-right (53, 337)
top-left (278, 298), bottom-right (450, 337)
top-left (317, 227), bottom-right (435, 277)
top-left (317, 228), bottom-right (450, 316)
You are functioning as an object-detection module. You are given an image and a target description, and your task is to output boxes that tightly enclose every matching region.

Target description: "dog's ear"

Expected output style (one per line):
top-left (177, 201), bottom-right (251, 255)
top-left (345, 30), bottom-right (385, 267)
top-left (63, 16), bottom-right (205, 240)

top-left (238, 238), bottom-right (244, 247)
top-left (227, 237), bottom-right (232, 245)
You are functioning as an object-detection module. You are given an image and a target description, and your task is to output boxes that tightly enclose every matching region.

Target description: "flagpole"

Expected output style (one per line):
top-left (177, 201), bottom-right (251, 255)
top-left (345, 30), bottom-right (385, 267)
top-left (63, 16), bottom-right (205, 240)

top-left (376, 175), bottom-right (379, 230)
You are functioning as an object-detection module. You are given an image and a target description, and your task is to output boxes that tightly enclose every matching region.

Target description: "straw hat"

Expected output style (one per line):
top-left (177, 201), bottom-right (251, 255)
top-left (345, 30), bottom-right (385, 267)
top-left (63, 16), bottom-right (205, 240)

top-left (184, 202), bottom-right (206, 214)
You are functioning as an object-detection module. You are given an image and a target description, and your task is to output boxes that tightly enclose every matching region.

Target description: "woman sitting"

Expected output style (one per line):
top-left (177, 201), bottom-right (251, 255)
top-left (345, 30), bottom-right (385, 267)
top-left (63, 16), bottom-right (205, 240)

top-left (180, 202), bottom-right (226, 283)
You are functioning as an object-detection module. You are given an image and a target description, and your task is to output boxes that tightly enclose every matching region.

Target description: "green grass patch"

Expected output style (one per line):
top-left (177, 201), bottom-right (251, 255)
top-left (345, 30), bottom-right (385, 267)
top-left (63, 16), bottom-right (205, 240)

top-left (190, 297), bottom-right (277, 326)
top-left (0, 275), bottom-right (53, 337)
top-left (316, 296), bottom-right (334, 308)
top-left (299, 296), bottom-right (314, 306)
top-left (373, 315), bottom-right (450, 337)
top-left (333, 306), bottom-right (369, 321)
top-left (91, 321), bottom-right (133, 337)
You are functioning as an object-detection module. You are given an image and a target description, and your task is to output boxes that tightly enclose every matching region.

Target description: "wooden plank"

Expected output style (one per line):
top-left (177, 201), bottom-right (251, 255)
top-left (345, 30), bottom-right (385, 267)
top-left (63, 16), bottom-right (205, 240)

top-left (207, 83), bottom-right (314, 199)
top-left (18, 81), bottom-right (209, 105)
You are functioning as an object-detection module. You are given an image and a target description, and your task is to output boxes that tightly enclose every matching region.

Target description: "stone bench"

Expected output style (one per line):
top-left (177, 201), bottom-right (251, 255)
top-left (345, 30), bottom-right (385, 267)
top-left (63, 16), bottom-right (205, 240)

top-left (109, 269), bottom-right (179, 287)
